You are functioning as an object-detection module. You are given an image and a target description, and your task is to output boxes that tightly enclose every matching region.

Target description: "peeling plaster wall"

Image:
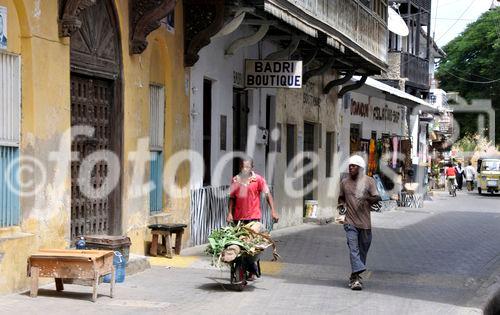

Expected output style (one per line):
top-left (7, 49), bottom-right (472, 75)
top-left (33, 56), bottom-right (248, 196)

top-left (189, 29), bottom-right (344, 228)
top-left (376, 52), bottom-right (402, 81)
top-left (105, 0), bottom-right (190, 256)
top-left (272, 74), bottom-right (341, 227)
top-left (0, 0), bottom-right (70, 295)
top-left (0, 0), bottom-right (190, 294)
top-left (189, 27), bottom-right (278, 188)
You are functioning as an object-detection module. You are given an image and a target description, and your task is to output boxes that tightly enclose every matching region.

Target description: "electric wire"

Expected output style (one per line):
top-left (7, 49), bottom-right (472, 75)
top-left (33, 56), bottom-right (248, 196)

top-left (436, 1), bottom-right (476, 41)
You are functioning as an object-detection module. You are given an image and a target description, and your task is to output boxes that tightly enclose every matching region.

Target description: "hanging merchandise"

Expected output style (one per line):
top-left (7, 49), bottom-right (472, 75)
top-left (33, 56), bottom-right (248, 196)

top-left (382, 137), bottom-right (391, 169)
top-left (392, 136), bottom-right (399, 168)
top-left (368, 138), bottom-right (376, 176)
top-left (376, 139), bottom-right (384, 174)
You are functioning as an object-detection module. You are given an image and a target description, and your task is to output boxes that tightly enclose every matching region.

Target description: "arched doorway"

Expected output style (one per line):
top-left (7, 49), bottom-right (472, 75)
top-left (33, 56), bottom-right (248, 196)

top-left (70, 0), bottom-right (123, 239)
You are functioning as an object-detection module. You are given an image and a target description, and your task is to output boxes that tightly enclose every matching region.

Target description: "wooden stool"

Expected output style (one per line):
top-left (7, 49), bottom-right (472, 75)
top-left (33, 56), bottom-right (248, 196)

top-left (148, 224), bottom-right (187, 258)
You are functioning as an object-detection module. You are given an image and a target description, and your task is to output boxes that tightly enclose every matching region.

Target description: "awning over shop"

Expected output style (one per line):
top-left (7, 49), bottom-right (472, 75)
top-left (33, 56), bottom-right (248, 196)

top-left (352, 76), bottom-right (436, 111)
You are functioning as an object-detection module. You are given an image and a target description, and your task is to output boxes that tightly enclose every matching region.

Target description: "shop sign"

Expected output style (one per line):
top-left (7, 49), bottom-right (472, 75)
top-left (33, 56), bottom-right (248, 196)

top-left (245, 60), bottom-right (302, 88)
top-left (303, 81), bottom-right (321, 106)
top-left (351, 100), bottom-right (369, 118)
top-left (350, 99), bottom-right (401, 124)
top-left (373, 104), bottom-right (400, 123)
top-left (233, 71), bottom-right (244, 87)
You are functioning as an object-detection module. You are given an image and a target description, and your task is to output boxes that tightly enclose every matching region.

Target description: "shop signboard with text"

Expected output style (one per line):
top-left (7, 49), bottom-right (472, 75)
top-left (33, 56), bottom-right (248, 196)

top-left (350, 97), bottom-right (404, 127)
top-left (245, 60), bottom-right (302, 88)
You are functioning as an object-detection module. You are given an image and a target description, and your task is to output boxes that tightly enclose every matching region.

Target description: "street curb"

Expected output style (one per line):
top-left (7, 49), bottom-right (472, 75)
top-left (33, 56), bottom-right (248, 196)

top-left (482, 272), bottom-right (500, 315)
top-left (302, 217), bottom-right (334, 225)
top-left (126, 254), bottom-right (151, 276)
top-left (468, 255), bottom-right (500, 314)
top-left (484, 289), bottom-right (500, 315)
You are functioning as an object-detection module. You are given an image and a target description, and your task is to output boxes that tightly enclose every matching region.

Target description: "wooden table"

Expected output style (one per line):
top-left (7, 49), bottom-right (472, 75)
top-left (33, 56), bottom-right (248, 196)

top-left (27, 249), bottom-right (115, 302)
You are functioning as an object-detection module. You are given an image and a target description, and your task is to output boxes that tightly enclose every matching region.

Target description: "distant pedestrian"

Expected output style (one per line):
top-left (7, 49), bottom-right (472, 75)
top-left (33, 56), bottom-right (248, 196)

top-left (464, 161), bottom-right (476, 191)
top-left (445, 163), bottom-right (457, 194)
top-left (338, 155), bottom-right (381, 291)
top-left (455, 162), bottom-right (464, 190)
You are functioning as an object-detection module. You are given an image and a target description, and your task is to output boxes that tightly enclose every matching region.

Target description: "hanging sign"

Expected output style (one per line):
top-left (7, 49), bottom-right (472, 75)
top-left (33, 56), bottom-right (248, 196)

top-left (245, 60), bottom-right (302, 88)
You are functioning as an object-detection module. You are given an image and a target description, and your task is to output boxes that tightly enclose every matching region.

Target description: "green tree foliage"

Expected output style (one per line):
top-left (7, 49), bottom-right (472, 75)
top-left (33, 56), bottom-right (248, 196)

top-left (436, 8), bottom-right (500, 143)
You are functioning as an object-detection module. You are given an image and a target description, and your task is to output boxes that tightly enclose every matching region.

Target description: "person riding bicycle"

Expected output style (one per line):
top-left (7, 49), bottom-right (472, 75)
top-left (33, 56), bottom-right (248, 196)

top-left (445, 163), bottom-right (457, 195)
top-left (226, 157), bottom-right (279, 280)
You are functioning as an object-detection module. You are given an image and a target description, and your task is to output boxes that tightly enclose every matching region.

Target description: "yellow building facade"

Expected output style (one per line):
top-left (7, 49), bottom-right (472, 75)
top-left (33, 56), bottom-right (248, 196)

top-left (0, 0), bottom-right (190, 294)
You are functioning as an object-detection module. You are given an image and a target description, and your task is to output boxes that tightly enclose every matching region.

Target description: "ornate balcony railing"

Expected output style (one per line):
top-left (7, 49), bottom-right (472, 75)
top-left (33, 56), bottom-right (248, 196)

top-left (392, 0), bottom-right (431, 11)
top-left (264, 0), bottom-right (389, 70)
top-left (400, 52), bottom-right (429, 88)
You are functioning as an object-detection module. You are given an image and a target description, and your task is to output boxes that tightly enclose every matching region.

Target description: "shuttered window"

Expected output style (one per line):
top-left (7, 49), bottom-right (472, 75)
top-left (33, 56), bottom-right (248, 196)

top-left (150, 85), bottom-right (165, 151)
top-left (150, 151), bottom-right (164, 213)
top-left (0, 53), bottom-right (21, 146)
top-left (0, 52), bottom-right (21, 227)
top-left (149, 85), bottom-right (165, 213)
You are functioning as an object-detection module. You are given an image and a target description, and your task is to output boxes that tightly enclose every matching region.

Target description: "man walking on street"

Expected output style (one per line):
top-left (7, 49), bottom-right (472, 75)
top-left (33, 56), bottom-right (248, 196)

top-left (226, 157), bottom-right (279, 281)
top-left (338, 155), bottom-right (381, 291)
top-left (464, 161), bottom-right (476, 191)
top-left (226, 158), bottom-right (279, 225)
top-left (455, 162), bottom-right (464, 190)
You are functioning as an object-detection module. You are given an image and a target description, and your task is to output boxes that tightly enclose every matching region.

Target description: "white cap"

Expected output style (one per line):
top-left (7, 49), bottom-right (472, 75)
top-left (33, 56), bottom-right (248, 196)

top-left (348, 155), bottom-right (366, 169)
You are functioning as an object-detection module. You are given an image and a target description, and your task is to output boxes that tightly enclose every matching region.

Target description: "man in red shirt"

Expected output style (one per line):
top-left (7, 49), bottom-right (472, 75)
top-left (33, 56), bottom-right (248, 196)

top-left (226, 158), bottom-right (279, 281)
top-left (445, 163), bottom-right (457, 194)
top-left (227, 158), bottom-right (279, 224)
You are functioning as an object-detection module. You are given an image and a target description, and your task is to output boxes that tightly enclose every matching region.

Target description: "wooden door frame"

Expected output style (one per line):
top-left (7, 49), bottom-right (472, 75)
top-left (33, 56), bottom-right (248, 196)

top-left (69, 0), bottom-right (123, 236)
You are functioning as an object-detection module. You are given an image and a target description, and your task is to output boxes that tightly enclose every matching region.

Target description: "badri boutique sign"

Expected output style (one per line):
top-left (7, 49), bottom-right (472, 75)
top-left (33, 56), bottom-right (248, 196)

top-left (245, 60), bottom-right (302, 88)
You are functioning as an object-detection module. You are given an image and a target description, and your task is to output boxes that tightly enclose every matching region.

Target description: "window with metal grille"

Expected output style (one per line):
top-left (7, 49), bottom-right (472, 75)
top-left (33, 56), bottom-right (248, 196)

top-left (0, 52), bottom-right (21, 227)
top-left (149, 84), bottom-right (165, 213)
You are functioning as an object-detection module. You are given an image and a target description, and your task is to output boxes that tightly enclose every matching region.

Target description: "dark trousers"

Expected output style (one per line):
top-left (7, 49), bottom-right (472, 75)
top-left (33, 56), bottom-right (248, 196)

top-left (344, 224), bottom-right (372, 274)
top-left (457, 174), bottom-right (464, 190)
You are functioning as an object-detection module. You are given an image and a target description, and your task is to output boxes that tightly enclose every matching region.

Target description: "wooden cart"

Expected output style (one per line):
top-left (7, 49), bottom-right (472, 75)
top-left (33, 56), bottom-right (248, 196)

top-left (27, 249), bottom-right (115, 302)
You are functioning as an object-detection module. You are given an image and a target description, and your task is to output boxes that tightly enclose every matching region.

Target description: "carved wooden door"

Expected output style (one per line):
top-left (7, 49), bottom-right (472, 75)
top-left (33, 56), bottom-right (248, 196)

top-left (71, 74), bottom-right (112, 238)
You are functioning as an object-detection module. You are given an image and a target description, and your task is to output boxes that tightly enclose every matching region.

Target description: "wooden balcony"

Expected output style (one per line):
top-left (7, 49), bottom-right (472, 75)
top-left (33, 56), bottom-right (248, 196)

top-left (262, 0), bottom-right (389, 71)
top-left (411, 0), bottom-right (431, 11)
top-left (400, 52), bottom-right (429, 89)
top-left (392, 0), bottom-right (431, 12)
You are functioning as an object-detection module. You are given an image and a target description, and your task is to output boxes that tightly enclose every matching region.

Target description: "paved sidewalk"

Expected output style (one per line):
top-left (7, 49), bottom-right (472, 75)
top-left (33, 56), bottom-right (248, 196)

top-left (0, 190), bottom-right (499, 314)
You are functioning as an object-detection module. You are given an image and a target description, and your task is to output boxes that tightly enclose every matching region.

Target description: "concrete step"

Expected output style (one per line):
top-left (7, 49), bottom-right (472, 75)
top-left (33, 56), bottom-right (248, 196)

top-left (126, 254), bottom-right (151, 276)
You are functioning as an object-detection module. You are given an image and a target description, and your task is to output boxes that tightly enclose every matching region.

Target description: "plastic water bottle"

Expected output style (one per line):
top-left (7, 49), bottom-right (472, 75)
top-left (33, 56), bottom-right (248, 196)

top-left (103, 251), bottom-right (126, 283)
top-left (76, 237), bottom-right (86, 250)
